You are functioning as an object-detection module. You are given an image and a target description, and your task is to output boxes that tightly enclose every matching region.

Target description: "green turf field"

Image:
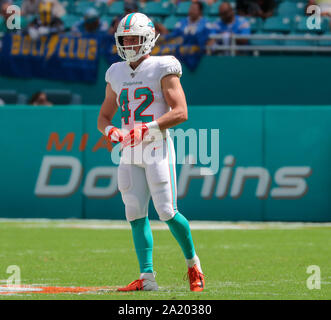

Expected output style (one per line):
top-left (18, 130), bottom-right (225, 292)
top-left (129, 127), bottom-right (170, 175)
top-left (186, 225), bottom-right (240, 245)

top-left (0, 220), bottom-right (330, 300)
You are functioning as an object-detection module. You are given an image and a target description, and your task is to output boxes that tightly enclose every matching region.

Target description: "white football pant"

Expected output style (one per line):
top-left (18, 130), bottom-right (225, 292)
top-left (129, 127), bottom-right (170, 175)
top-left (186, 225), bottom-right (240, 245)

top-left (118, 136), bottom-right (178, 222)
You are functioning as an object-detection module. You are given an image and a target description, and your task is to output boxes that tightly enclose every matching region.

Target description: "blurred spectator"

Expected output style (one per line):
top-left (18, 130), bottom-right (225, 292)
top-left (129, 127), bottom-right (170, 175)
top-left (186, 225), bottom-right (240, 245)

top-left (307, 0), bottom-right (331, 16)
top-left (108, 16), bottom-right (120, 35)
top-left (29, 92), bottom-right (53, 106)
top-left (318, 0), bottom-right (331, 16)
top-left (108, 1), bottom-right (166, 36)
top-left (166, 1), bottom-right (214, 48)
top-left (0, 98), bottom-right (4, 106)
top-left (198, 0), bottom-right (219, 5)
top-left (103, 1), bottom-right (139, 63)
top-left (0, 0), bottom-right (12, 11)
top-left (305, 0), bottom-right (316, 16)
top-left (72, 7), bottom-right (108, 35)
top-left (236, 0), bottom-right (276, 19)
top-left (95, 0), bottom-right (120, 5)
top-left (21, 0), bottom-right (42, 16)
top-left (22, 0), bottom-right (65, 18)
top-left (47, 0), bottom-right (66, 18)
top-left (306, 0), bottom-right (331, 30)
top-left (94, 0), bottom-right (115, 4)
top-left (209, 1), bottom-right (250, 48)
top-left (154, 21), bottom-right (169, 36)
top-left (1, 1), bottom-right (11, 20)
top-left (207, 2), bottom-right (250, 55)
top-left (108, 1), bottom-right (138, 35)
top-left (1, 0), bottom-right (21, 33)
top-left (27, 0), bottom-right (65, 40)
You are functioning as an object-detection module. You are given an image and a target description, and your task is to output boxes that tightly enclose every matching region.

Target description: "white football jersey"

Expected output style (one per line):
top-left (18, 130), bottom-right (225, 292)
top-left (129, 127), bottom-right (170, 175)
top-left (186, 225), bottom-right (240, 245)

top-left (105, 55), bottom-right (182, 134)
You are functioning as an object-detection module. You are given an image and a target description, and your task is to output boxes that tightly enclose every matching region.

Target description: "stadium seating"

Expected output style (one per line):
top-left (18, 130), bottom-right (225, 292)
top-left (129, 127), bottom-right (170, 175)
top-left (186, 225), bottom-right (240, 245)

top-left (13, 0), bottom-right (23, 6)
top-left (108, 1), bottom-right (125, 17)
top-left (1, 0), bottom-right (330, 58)
top-left (0, 16), bottom-right (5, 33)
top-left (208, 1), bottom-right (222, 16)
top-left (62, 0), bottom-right (76, 14)
top-left (0, 89), bottom-right (82, 106)
top-left (100, 15), bottom-right (113, 27)
top-left (295, 16), bottom-right (330, 34)
top-left (175, 1), bottom-right (191, 16)
top-left (277, 1), bottom-right (305, 17)
top-left (50, 0), bottom-right (328, 41)
top-left (142, 1), bottom-right (172, 17)
top-left (263, 16), bottom-right (292, 34)
top-left (283, 33), bottom-right (317, 47)
top-left (318, 38), bottom-right (331, 46)
top-left (1, 0), bottom-right (330, 107)
top-left (42, 89), bottom-right (82, 105)
top-left (247, 17), bottom-right (263, 34)
top-left (0, 90), bottom-right (27, 104)
top-left (75, 1), bottom-right (98, 16)
top-left (163, 15), bottom-right (182, 32)
top-left (148, 15), bottom-right (163, 25)
top-left (95, 2), bottom-right (110, 16)
top-left (249, 33), bottom-right (282, 46)
top-left (62, 14), bottom-right (80, 30)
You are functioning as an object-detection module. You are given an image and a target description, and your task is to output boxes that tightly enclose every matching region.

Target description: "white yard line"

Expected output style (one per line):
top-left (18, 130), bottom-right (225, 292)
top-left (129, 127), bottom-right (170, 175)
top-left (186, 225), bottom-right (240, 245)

top-left (0, 219), bottom-right (330, 230)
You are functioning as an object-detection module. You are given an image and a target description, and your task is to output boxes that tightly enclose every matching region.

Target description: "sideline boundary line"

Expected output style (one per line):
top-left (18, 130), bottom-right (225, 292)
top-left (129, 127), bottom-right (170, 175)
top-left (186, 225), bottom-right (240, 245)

top-left (0, 219), bottom-right (330, 230)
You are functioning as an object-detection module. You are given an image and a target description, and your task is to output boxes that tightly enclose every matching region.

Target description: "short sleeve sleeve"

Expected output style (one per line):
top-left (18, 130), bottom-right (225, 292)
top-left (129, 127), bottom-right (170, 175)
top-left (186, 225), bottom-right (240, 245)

top-left (105, 65), bottom-right (112, 84)
top-left (105, 63), bottom-right (117, 90)
top-left (159, 56), bottom-right (182, 82)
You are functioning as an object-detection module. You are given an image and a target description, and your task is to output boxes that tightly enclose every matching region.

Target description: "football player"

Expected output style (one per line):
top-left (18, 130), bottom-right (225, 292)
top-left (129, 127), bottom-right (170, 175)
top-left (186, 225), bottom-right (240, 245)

top-left (97, 13), bottom-right (204, 292)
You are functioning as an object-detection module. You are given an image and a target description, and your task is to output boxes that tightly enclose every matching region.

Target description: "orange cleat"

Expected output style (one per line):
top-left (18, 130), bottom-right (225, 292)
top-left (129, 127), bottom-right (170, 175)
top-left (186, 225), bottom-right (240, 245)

top-left (117, 279), bottom-right (158, 292)
top-left (117, 279), bottom-right (144, 292)
top-left (187, 265), bottom-right (205, 292)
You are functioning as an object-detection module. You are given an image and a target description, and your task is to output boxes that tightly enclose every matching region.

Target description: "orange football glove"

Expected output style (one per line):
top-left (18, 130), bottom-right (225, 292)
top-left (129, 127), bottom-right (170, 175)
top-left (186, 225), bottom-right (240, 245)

top-left (107, 126), bottom-right (124, 143)
top-left (121, 124), bottom-right (149, 148)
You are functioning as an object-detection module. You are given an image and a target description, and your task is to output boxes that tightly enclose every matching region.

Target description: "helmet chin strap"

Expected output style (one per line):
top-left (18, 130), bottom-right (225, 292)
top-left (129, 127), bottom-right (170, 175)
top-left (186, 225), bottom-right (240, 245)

top-left (124, 49), bottom-right (139, 62)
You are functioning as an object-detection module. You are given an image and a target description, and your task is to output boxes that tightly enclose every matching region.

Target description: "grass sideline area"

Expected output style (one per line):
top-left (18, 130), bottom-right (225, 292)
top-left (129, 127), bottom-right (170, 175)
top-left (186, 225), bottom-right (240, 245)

top-left (0, 220), bottom-right (330, 300)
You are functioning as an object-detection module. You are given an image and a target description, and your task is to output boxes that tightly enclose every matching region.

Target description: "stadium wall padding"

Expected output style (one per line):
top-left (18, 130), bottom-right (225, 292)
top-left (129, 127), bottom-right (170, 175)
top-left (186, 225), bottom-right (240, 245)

top-left (0, 105), bottom-right (330, 221)
top-left (1, 56), bottom-right (331, 105)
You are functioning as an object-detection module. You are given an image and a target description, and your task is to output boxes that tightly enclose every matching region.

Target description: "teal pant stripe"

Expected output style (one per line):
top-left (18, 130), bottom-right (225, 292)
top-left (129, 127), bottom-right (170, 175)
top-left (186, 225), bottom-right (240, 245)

top-left (130, 217), bottom-right (153, 273)
top-left (165, 212), bottom-right (196, 260)
top-left (166, 137), bottom-right (178, 212)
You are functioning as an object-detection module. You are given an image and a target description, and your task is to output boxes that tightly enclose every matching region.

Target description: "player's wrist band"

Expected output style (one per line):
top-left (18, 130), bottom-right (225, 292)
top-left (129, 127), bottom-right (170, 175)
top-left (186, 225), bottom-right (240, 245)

top-left (146, 121), bottom-right (159, 131)
top-left (105, 125), bottom-right (114, 137)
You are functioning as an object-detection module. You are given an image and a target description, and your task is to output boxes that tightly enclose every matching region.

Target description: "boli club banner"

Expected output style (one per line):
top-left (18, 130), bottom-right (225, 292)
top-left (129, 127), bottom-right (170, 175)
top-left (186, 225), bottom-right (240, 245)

top-left (0, 33), bottom-right (100, 83)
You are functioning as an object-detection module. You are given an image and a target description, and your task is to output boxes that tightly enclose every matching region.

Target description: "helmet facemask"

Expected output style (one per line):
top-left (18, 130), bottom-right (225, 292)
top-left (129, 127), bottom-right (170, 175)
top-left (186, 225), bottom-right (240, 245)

top-left (116, 35), bottom-right (147, 63)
